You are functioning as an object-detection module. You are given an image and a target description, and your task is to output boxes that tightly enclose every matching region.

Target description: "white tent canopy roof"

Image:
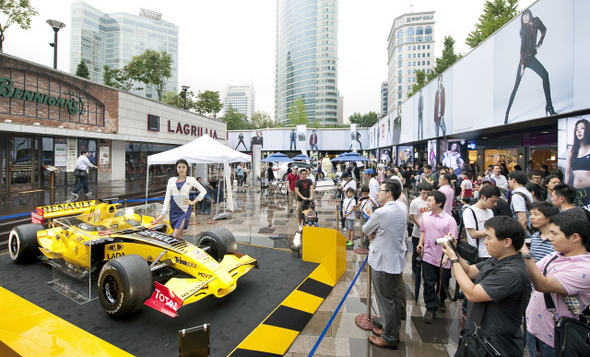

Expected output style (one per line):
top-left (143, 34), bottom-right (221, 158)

top-left (147, 134), bottom-right (251, 166)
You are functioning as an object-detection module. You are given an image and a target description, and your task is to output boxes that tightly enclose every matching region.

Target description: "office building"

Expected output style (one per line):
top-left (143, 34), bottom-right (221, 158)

top-left (223, 84), bottom-right (256, 121)
top-left (387, 11), bottom-right (435, 114)
top-left (275, 0), bottom-right (339, 125)
top-left (69, 2), bottom-right (179, 100)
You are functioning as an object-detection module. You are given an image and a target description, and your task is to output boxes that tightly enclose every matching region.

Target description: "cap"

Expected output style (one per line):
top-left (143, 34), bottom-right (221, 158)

top-left (364, 169), bottom-right (375, 175)
top-left (341, 171), bottom-right (350, 178)
top-left (481, 177), bottom-right (496, 185)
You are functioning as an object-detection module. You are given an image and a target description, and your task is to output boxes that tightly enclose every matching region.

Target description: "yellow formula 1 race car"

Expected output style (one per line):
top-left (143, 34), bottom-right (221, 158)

top-left (8, 199), bottom-right (258, 318)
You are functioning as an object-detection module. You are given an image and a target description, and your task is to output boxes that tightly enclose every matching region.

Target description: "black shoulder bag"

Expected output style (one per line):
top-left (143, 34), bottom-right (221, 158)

top-left (542, 255), bottom-right (590, 357)
top-left (456, 208), bottom-right (480, 265)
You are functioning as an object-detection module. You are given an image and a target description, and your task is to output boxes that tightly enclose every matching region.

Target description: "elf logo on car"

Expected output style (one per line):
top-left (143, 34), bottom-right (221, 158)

top-left (174, 256), bottom-right (197, 268)
top-left (107, 252), bottom-right (125, 259)
top-left (198, 272), bottom-right (212, 279)
top-left (106, 244), bottom-right (124, 252)
top-left (154, 287), bottom-right (180, 312)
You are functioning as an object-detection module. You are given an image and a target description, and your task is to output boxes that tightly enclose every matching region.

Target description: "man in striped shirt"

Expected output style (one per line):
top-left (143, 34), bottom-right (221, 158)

top-left (528, 201), bottom-right (560, 263)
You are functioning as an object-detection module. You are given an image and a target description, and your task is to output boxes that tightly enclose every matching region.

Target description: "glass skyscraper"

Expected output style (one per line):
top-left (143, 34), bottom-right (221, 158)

top-left (275, 0), bottom-right (338, 125)
top-left (69, 3), bottom-right (179, 100)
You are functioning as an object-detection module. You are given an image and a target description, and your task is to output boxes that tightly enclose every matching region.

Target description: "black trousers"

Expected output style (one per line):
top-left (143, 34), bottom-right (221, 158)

top-left (422, 261), bottom-right (451, 312)
top-left (506, 57), bottom-right (553, 118)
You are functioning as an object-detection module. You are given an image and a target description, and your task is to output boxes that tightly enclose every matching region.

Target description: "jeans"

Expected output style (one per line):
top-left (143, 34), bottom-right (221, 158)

top-left (73, 174), bottom-right (89, 194)
top-left (237, 175), bottom-right (244, 186)
top-left (310, 144), bottom-right (318, 150)
top-left (526, 330), bottom-right (554, 357)
top-left (506, 57), bottom-right (553, 121)
top-left (435, 116), bottom-right (446, 137)
top-left (422, 261), bottom-right (451, 311)
top-left (371, 268), bottom-right (402, 346)
top-left (290, 140), bottom-right (296, 150)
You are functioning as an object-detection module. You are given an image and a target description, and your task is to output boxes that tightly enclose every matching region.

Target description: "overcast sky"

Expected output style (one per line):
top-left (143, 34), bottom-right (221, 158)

top-left (3, 0), bottom-right (536, 121)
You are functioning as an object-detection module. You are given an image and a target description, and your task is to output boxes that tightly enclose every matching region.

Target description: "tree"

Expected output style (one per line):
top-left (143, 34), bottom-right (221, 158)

top-left (406, 70), bottom-right (427, 97)
top-left (163, 90), bottom-right (198, 111)
top-left (348, 111), bottom-right (379, 127)
top-left (195, 90), bottom-right (223, 119)
top-left (75, 60), bottom-right (90, 79)
top-left (221, 105), bottom-right (249, 130)
top-left (427, 36), bottom-right (461, 82)
top-left (0, 0), bottom-right (38, 52)
top-left (125, 49), bottom-right (172, 102)
top-left (102, 65), bottom-right (138, 92)
top-left (287, 97), bottom-right (308, 125)
top-left (251, 110), bottom-right (275, 129)
top-left (466, 0), bottom-right (518, 49)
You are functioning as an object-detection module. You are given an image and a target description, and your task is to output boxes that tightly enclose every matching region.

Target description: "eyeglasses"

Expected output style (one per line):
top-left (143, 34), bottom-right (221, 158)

top-left (378, 189), bottom-right (389, 192)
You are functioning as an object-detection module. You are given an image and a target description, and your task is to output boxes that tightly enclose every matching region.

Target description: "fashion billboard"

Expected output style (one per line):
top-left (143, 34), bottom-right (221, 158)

top-left (558, 114), bottom-right (590, 207)
top-left (227, 128), bottom-right (369, 152)
top-left (371, 0), bottom-right (590, 144)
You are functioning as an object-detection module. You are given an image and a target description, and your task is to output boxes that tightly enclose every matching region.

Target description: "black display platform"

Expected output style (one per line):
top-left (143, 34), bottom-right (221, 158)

top-left (0, 245), bottom-right (317, 357)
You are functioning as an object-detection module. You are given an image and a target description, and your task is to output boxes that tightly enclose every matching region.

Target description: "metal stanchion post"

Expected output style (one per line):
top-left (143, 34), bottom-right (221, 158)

top-left (355, 260), bottom-right (376, 330)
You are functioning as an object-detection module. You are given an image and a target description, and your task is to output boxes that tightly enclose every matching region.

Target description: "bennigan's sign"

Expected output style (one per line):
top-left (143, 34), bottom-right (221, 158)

top-left (0, 76), bottom-right (85, 115)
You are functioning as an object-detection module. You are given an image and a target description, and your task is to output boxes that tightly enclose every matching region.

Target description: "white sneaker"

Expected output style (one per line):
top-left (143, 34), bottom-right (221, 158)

top-left (86, 192), bottom-right (92, 196)
top-left (298, 225), bottom-right (302, 231)
top-left (342, 227), bottom-right (347, 232)
top-left (71, 192), bottom-right (78, 198)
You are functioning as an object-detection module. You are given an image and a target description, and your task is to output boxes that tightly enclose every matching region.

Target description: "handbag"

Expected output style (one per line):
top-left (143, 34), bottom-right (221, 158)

top-left (542, 255), bottom-right (590, 357)
top-left (456, 208), bottom-right (480, 265)
top-left (455, 304), bottom-right (503, 357)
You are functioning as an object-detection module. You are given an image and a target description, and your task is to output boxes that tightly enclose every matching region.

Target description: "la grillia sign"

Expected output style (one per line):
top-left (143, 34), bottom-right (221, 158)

top-left (0, 77), bottom-right (85, 115)
top-left (167, 120), bottom-right (218, 139)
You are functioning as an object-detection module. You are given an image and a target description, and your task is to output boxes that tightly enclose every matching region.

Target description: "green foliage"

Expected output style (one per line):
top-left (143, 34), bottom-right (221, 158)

top-left (251, 110), bottom-right (275, 129)
top-left (466, 0), bottom-right (518, 48)
top-left (75, 60), bottom-right (90, 79)
top-left (0, 0), bottom-right (38, 52)
top-left (287, 97), bottom-right (308, 125)
top-left (102, 65), bottom-right (139, 92)
top-left (195, 90), bottom-right (223, 119)
top-left (221, 105), bottom-right (249, 130)
top-left (407, 70), bottom-right (427, 97)
top-left (125, 49), bottom-right (172, 102)
top-left (163, 90), bottom-right (198, 110)
top-left (427, 36), bottom-right (461, 82)
top-left (348, 111), bottom-right (379, 127)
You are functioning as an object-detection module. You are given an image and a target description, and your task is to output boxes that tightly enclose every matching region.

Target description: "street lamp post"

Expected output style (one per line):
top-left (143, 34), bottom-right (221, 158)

top-left (47, 20), bottom-right (66, 70)
top-left (181, 85), bottom-right (190, 110)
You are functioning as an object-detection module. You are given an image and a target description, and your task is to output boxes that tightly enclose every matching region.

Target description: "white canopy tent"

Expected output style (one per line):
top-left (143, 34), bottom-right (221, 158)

top-left (145, 134), bottom-right (251, 202)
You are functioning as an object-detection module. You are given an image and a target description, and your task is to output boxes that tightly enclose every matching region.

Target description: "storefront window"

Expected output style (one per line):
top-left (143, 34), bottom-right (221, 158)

top-left (125, 142), bottom-right (176, 181)
top-left (484, 149), bottom-right (518, 171)
top-left (529, 147), bottom-right (557, 172)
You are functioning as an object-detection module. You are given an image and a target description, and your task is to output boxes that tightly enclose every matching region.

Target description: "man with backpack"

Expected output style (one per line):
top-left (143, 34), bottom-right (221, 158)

top-left (508, 171), bottom-right (533, 236)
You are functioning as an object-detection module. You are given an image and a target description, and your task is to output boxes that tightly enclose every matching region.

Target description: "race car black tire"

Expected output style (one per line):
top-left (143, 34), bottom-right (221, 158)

top-left (8, 224), bottom-right (44, 264)
top-left (98, 255), bottom-right (153, 318)
top-left (198, 227), bottom-right (237, 262)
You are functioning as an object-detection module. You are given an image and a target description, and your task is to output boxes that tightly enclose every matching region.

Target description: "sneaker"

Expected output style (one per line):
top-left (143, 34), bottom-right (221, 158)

top-left (346, 241), bottom-right (354, 246)
top-left (86, 191), bottom-right (92, 196)
top-left (71, 192), bottom-right (78, 198)
top-left (298, 225), bottom-right (302, 231)
top-left (342, 227), bottom-right (347, 232)
top-left (422, 310), bottom-right (435, 324)
top-left (438, 301), bottom-right (446, 313)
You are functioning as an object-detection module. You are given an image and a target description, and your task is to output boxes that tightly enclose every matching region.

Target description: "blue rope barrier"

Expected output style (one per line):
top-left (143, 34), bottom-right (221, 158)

top-left (0, 212), bottom-right (32, 221)
top-left (307, 256), bottom-right (368, 357)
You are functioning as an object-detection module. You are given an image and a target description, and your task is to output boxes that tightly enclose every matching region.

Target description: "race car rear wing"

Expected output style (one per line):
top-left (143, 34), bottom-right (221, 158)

top-left (31, 200), bottom-right (98, 224)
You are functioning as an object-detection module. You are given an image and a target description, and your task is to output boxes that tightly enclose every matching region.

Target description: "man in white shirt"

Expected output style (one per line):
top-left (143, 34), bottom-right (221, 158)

top-left (364, 169), bottom-right (380, 207)
top-left (508, 171), bottom-right (533, 235)
top-left (72, 150), bottom-right (97, 198)
top-left (338, 171), bottom-right (356, 230)
top-left (489, 164), bottom-right (508, 195)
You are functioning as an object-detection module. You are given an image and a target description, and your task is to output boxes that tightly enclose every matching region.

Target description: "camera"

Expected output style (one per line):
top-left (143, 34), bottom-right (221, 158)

top-left (435, 235), bottom-right (454, 246)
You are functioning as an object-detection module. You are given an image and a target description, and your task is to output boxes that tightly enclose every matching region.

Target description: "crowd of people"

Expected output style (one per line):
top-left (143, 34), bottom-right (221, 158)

top-left (336, 159), bottom-right (590, 356)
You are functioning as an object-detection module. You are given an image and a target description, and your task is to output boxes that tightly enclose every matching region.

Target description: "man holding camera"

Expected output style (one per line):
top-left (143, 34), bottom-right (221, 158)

top-left (416, 190), bottom-right (457, 323)
top-left (295, 169), bottom-right (314, 231)
top-left (441, 216), bottom-right (530, 357)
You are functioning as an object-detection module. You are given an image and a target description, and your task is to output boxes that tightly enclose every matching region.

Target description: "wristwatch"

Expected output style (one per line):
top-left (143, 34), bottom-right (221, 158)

top-left (522, 251), bottom-right (534, 260)
top-left (451, 259), bottom-right (460, 265)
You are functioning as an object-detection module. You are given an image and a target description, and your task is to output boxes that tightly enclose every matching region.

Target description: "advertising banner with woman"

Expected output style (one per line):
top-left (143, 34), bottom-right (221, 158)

top-left (559, 115), bottom-right (590, 207)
